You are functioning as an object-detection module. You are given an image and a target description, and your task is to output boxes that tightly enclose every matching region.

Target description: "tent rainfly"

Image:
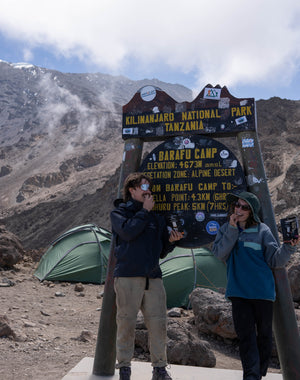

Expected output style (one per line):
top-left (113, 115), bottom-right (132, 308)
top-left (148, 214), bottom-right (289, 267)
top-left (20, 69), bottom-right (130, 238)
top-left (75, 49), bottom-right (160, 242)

top-left (160, 246), bottom-right (227, 308)
top-left (34, 224), bottom-right (111, 284)
top-left (34, 224), bottom-right (227, 308)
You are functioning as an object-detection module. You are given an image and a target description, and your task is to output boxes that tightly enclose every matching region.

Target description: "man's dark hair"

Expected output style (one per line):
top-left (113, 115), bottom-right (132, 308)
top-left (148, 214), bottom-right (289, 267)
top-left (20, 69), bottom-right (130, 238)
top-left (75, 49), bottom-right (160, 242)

top-left (123, 172), bottom-right (152, 202)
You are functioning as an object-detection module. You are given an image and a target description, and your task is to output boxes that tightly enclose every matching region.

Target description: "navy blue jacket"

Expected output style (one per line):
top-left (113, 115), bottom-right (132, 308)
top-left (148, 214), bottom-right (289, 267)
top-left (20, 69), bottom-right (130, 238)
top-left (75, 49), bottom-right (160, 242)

top-left (111, 198), bottom-right (174, 278)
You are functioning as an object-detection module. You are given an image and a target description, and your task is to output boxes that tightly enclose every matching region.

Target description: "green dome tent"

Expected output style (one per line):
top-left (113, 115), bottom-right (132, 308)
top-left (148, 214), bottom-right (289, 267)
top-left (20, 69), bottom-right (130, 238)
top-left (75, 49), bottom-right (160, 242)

top-left (34, 224), bottom-right (227, 308)
top-left (34, 224), bottom-right (111, 284)
top-left (160, 247), bottom-right (227, 308)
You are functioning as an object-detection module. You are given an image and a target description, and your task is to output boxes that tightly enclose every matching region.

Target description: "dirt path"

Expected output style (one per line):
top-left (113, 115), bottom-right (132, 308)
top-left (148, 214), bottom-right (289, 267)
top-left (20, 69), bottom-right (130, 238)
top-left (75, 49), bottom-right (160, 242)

top-left (0, 258), bottom-right (281, 380)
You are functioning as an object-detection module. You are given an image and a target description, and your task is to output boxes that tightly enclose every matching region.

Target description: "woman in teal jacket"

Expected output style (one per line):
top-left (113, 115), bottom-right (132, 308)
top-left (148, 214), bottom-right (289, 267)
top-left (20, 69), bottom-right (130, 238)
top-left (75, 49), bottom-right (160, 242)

top-left (212, 191), bottom-right (299, 380)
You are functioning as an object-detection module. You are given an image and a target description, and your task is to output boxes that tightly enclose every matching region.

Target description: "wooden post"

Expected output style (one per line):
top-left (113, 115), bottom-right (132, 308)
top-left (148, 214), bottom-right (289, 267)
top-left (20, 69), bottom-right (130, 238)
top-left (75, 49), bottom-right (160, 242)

top-left (237, 130), bottom-right (300, 380)
top-left (93, 138), bottom-right (143, 376)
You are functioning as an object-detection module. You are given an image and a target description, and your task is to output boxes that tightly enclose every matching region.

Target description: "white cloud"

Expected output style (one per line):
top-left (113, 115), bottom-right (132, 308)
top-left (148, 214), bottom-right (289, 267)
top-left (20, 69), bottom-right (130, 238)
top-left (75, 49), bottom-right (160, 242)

top-left (22, 48), bottom-right (33, 62)
top-left (0, 0), bottom-right (300, 92)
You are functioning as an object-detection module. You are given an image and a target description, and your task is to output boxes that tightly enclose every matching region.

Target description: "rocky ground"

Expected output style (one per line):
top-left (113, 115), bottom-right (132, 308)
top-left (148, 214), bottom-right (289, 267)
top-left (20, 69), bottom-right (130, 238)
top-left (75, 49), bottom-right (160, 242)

top-left (0, 254), bottom-right (285, 380)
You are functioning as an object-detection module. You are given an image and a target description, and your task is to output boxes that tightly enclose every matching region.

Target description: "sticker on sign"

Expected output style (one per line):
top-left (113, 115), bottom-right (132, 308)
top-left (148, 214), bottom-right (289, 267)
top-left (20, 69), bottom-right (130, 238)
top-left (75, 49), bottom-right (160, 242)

top-left (140, 86), bottom-right (157, 102)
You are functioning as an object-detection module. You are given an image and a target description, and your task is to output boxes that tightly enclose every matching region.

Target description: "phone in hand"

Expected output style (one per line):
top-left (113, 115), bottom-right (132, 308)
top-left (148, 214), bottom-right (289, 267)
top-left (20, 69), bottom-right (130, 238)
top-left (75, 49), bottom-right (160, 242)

top-left (280, 216), bottom-right (299, 243)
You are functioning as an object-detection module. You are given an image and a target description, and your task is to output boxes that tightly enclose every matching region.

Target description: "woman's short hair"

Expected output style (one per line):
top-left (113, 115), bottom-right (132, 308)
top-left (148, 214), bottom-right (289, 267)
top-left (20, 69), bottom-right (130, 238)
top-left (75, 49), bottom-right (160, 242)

top-left (123, 172), bottom-right (152, 202)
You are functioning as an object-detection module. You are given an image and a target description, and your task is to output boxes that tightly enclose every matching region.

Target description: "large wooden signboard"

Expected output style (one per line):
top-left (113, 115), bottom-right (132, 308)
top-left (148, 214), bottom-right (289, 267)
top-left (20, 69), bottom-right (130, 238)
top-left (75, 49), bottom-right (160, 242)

top-left (94, 85), bottom-right (300, 380)
top-left (140, 135), bottom-right (247, 247)
top-left (123, 85), bottom-right (255, 141)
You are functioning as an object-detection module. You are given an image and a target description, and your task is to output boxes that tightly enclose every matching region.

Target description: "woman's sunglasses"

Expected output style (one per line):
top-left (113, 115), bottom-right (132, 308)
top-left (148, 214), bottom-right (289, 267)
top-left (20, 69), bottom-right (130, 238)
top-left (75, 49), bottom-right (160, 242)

top-left (235, 201), bottom-right (251, 211)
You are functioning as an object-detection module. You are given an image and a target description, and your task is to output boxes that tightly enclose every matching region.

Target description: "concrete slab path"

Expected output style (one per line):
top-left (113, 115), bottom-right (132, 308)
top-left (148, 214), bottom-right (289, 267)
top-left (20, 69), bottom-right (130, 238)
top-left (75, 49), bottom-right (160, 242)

top-left (62, 357), bottom-right (283, 380)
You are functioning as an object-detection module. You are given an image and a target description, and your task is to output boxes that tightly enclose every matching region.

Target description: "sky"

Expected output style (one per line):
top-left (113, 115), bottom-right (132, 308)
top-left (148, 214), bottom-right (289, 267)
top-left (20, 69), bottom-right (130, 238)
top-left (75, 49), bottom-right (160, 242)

top-left (0, 0), bottom-right (300, 101)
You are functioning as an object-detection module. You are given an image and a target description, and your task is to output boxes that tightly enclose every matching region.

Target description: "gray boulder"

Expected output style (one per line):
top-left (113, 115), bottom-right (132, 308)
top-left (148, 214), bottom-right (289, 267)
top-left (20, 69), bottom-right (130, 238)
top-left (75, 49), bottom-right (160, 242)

top-left (0, 225), bottom-right (24, 268)
top-left (0, 315), bottom-right (15, 338)
top-left (166, 319), bottom-right (216, 367)
top-left (189, 287), bottom-right (236, 340)
top-left (134, 311), bottom-right (216, 367)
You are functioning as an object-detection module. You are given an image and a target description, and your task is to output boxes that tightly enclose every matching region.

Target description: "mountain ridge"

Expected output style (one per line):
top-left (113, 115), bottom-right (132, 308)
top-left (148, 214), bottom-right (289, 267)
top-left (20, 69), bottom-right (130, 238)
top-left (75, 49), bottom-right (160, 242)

top-left (0, 61), bottom-right (299, 249)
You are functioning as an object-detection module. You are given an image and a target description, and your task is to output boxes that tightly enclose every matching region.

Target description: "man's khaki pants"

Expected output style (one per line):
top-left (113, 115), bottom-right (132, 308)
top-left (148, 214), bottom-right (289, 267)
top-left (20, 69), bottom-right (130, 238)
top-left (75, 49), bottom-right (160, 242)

top-left (114, 277), bottom-right (168, 368)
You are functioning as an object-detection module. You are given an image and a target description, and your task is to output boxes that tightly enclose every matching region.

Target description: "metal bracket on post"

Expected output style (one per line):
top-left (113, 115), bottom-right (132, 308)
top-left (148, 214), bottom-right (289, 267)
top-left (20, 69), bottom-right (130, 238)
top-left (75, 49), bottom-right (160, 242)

top-left (237, 130), bottom-right (300, 380)
top-left (93, 138), bottom-right (143, 376)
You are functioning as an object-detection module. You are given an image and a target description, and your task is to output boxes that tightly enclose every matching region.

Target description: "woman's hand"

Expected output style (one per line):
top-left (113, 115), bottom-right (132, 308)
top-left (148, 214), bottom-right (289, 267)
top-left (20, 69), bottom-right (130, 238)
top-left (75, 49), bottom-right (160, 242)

top-left (229, 214), bottom-right (238, 228)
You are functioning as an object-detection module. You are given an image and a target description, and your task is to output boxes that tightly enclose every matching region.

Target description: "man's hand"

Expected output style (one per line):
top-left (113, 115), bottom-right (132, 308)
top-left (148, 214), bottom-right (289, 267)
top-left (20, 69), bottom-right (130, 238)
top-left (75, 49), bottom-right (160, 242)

top-left (143, 194), bottom-right (155, 211)
top-left (169, 230), bottom-right (184, 242)
top-left (289, 237), bottom-right (300, 246)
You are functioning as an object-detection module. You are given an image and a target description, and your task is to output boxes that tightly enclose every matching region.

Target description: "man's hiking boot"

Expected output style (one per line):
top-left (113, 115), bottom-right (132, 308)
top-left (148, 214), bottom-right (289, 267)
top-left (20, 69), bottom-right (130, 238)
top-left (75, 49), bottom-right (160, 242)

top-left (119, 366), bottom-right (131, 380)
top-left (151, 366), bottom-right (172, 380)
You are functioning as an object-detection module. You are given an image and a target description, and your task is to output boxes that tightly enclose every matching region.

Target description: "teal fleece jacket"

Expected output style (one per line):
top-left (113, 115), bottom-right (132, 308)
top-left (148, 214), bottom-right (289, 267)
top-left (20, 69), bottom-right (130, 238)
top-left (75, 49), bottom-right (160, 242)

top-left (212, 222), bottom-right (295, 301)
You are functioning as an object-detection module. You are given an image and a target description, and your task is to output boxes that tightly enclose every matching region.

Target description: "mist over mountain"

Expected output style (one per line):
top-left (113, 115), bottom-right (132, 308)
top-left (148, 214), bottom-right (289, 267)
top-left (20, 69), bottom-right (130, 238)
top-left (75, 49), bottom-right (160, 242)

top-left (0, 60), bottom-right (192, 210)
top-left (0, 60), bottom-right (299, 249)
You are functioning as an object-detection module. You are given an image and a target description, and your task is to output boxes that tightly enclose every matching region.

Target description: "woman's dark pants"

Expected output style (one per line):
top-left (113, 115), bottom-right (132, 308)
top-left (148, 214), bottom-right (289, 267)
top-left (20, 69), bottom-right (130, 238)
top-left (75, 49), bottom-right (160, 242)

top-left (231, 297), bottom-right (273, 380)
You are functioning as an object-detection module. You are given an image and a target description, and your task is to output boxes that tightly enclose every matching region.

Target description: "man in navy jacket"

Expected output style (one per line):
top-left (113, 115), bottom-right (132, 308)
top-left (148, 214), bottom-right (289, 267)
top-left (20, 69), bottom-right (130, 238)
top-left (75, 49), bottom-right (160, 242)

top-left (111, 172), bottom-right (183, 380)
